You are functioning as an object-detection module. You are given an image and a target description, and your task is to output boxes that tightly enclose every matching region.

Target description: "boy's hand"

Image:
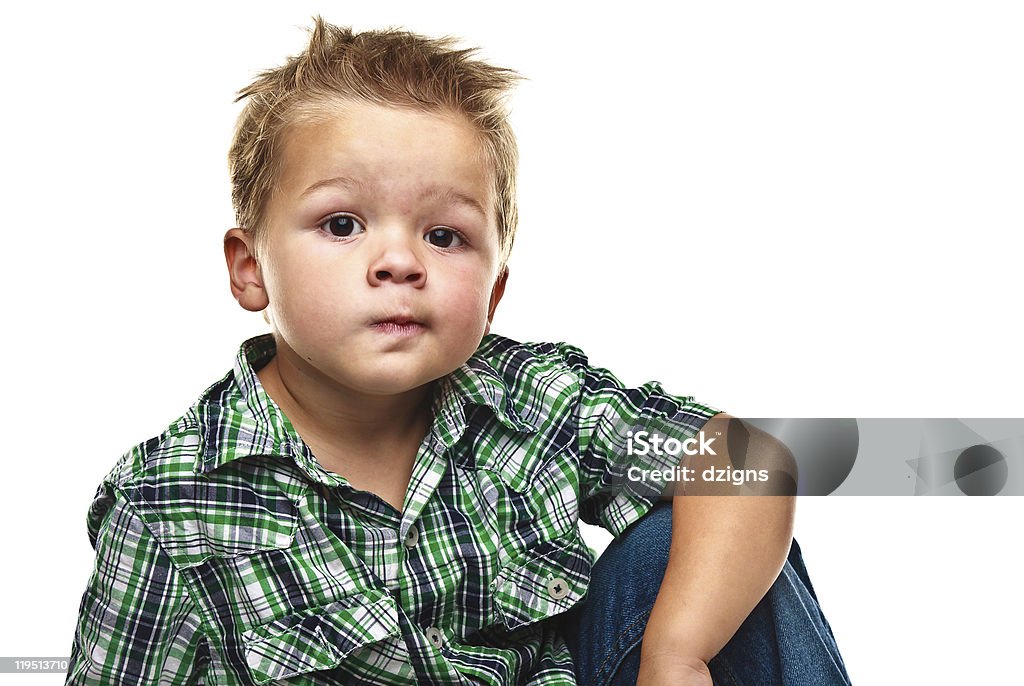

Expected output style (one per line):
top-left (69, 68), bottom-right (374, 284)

top-left (636, 651), bottom-right (713, 686)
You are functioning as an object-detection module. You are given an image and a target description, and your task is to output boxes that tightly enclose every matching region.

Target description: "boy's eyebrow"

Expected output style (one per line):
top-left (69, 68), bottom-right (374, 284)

top-left (299, 175), bottom-right (366, 198)
top-left (300, 176), bottom-right (487, 218)
top-left (419, 186), bottom-right (488, 219)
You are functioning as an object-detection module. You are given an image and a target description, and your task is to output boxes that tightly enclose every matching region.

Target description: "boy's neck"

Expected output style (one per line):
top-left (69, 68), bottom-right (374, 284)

top-left (255, 348), bottom-right (434, 465)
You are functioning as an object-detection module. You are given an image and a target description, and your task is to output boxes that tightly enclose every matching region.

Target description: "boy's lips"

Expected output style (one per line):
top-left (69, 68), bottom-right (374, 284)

top-left (369, 314), bottom-right (427, 337)
top-left (370, 313), bottom-right (425, 325)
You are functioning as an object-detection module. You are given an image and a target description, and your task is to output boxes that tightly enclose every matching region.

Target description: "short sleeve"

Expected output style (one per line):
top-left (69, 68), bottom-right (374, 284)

top-left (66, 486), bottom-right (210, 685)
top-left (560, 344), bottom-right (722, 538)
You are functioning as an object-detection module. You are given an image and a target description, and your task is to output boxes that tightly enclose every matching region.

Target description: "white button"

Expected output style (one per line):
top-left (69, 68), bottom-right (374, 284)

top-left (547, 577), bottom-right (570, 600)
top-left (404, 525), bottom-right (419, 548)
top-left (425, 626), bottom-right (443, 648)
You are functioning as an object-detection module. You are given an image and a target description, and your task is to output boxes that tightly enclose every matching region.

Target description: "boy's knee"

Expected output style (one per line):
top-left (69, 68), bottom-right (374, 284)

top-left (598, 503), bottom-right (673, 576)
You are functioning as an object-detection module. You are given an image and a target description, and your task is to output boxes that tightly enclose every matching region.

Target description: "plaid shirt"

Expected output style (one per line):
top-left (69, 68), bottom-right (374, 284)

top-left (67, 333), bottom-right (718, 685)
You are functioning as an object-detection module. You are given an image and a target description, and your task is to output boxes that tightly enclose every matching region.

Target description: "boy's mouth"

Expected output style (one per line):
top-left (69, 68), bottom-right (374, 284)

top-left (370, 315), bottom-right (426, 337)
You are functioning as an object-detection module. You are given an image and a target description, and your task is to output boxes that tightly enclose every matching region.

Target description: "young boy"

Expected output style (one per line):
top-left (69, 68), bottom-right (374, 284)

top-left (67, 18), bottom-right (850, 685)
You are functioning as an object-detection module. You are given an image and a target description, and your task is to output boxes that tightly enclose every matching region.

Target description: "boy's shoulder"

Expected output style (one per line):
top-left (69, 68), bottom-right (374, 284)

top-left (86, 338), bottom-right (303, 565)
top-left (473, 333), bottom-right (591, 370)
top-left (85, 400), bottom-right (209, 560)
top-left (470, 334), bottom-right (594, 387)
top-left (93, 362), bottom-right (242, 495)
top-left (445, 333), bottom-right (595, 431)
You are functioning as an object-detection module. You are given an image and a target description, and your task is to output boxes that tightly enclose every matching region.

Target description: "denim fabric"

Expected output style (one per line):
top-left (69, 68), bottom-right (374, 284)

top-left (555, 502), bottom-right (853, 685)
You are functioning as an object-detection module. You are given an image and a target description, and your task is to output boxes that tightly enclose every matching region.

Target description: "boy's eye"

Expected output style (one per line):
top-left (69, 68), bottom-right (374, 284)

top-left (425, 227), bottom-right (463, 248)
top-left (322, 215), bottom-right (365, 238)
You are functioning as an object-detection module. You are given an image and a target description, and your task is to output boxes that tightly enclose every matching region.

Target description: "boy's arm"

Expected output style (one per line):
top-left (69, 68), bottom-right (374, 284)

top-left (637, 413), bottom-right (797, 684)
top-left (67, 492), bottom-right (209, 685)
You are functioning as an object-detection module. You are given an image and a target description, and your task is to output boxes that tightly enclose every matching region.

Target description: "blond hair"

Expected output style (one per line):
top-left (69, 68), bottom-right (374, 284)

top-left (228, 17), bottom-right (521, 267)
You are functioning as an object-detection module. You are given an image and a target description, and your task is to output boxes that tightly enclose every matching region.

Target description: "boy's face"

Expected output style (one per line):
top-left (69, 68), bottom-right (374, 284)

top-left (226, 101), bottom-right (507, 398)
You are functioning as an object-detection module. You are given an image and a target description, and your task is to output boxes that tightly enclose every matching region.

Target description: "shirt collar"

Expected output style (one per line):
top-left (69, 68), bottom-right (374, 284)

top-left (431, 340), bottom-right (539, 447)
top-left (194, 334), bottom-right (304, 477)
top-left (194, 334), bottom-right (537, 476)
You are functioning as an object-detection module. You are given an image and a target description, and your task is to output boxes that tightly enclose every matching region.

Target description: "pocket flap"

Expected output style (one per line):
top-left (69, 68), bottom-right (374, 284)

top-left (491, 533), bottom-right (592, 630)
top-left (242, 590), bottom-right (400, 684)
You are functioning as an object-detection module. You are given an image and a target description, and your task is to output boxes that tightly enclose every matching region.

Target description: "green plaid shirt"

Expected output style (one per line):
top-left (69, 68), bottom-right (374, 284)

top-left (67, 333), bottom-right (718, 685)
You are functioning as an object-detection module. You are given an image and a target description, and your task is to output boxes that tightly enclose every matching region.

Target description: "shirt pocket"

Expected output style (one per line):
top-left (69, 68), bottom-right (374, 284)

top-left (241, 589), bottom-right (401, 685)
top-left (490, 530), bottom-right (593, 631)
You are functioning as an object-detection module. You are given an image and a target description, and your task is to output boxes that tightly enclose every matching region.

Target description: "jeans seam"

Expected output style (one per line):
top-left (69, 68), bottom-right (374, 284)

top-left (595, 610), bottom-right (649, 686)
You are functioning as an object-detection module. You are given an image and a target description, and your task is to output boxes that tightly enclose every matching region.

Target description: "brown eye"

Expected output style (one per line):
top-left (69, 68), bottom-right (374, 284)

top-left (425, 228), bottom-right (463, 248)
top-left (322, 215), bottom-right (365, 238)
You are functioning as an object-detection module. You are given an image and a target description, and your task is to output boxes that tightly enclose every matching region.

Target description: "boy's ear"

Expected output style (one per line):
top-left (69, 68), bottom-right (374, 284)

top-left (224, 228), bottom-right (269, 313)
top-left (484, 267), bottom-right (508, 335)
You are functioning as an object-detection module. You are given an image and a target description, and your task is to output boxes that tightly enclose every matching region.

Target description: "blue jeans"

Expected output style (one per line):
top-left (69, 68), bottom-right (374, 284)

top-left (555, 502), bottom-right (853, 685)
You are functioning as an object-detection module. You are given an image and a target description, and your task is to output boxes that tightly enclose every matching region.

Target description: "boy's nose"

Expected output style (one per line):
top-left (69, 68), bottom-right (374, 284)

top-left (367, 243), bottom-right (426, 287)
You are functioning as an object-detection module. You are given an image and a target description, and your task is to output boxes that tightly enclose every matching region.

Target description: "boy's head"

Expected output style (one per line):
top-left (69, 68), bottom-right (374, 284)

top-left (223, 18), bottom-right (522, 398)
top-left (227, 17), bottom-right (520, 270)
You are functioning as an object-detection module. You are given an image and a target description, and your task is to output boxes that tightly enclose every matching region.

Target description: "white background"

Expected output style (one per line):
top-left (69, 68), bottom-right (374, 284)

top-left (1, 1), bottom-right (1021, 683)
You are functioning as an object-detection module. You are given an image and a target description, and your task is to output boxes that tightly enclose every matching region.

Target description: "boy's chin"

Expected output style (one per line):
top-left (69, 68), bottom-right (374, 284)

top-left (344, 365), bottom-right (452, 398)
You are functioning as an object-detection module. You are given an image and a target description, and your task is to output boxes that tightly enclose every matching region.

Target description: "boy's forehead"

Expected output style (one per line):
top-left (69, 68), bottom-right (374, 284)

top-left (276, 103), bottom-right (496, 202)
